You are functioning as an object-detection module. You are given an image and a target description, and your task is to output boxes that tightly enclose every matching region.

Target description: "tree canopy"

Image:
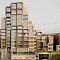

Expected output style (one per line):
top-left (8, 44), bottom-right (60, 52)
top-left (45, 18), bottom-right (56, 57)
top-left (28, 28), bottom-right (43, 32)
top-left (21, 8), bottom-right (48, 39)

top-left (48, 54), bottom-right (60, 60)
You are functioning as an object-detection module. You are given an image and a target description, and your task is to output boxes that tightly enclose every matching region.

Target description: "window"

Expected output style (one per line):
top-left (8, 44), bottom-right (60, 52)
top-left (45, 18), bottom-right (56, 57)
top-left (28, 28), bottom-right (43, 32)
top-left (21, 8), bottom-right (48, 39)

top-left (1, 30), bottom-right (5, 32)
top-left (24, 30), bottom-right (28, 33)
top-left (11, 4), bottom-right (16, 9)
top-left (18, 26), bottom-right (22, 29)
top-left (23, 15), bottom-right (28, 18)
top-left (6, 13), bottom-right (10, 17)
top-left (17, 37), bottom-right (23, 40)
top-left (6, 18), bottom-right (10, 21)
top-left (6, 22), bottom-right (10, 24)
top-left (11, 33), bottom-right (16, 36)
top-left (37, 36), bottom-right (42, 39)
top-left (6, 8), bottom-right (10, 12)
top-left (12, 45), bottom-right (16, 47)
top-left (17, 22), bottom-right (22, 25)
top-left (11, 10), bottom-right (16, 14)
top-left (29, 26), bottom-right (33, 29)
top-left (49, 47), bottom-right (52, 49)
top-left (17, 15), bottom-right (22, 21)
top-left (6, 28), bottom-right (11, 30)
top-left (11, 15), bottom-right (16, 23)
top-left (7, 31), bottom-right (10, 34)
top-left (29, 30), bottom-right (34, 32)
top-left (37, 33), bottom-right (41, 35)
top-left (29, 44), bottom-right (34, 47)
top-left (29, 41), bottom-right (33, 43)
top-left (24, 37), bottom-right (28, 40)
top-left (17, 3), bottom-right (22, 8)
top-left (23, 22), bottom-right (28, 25)
top-left (17, 10), bottom-right (22, 14)
top-left (1, 36), bottom-right (5, 39)
top-left (2, 33), bottom-right (5, 35)
top-left (24, 26), bottom-right (28, 29)
top-left (1, 26), bottom-right (5, 29)
top-left (11, 37), bottom-right (16, 40)
top-left (18, 34), bottom-right (22, 36)
top-left (29, 33), bottom-right (34, 36)
top-left (6, 34), bottom-right (10, 36)
top-left (18, 30), bottom-right (22, 33)
top-left (49, 39), bottom-right (53, 43)
top-left (24, 41), bottom-right (28, 44)
top-left (24, 33), bottom-right (28, 36)
top-left (49, 44), bottom-right (53, 46)
top-left (12, 26), bottom-right (16, 29)
top-left (30, 37), bottom-right (33, 39)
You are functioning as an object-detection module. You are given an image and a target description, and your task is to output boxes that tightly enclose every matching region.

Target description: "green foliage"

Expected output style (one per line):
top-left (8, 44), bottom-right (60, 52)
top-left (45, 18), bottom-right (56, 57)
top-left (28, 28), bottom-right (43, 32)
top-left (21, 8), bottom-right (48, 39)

top-left (48, 54), bottom-right (60, 60)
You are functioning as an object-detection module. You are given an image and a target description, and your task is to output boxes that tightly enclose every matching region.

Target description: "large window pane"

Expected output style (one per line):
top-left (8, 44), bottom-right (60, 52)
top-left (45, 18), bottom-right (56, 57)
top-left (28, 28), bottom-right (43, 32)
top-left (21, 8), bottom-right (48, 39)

top-left (11, 4), bottom-right (16, 9)
top-left (17, 10), bottom-right (22, 14)
top-left (17, 3), bottom-right (22, 8)
top-left (6, 13), bottom-right (10, 17)
top-left (11, 10), bottom-right (16, 14)
top-left (6, 8), bottom-right (10, 12)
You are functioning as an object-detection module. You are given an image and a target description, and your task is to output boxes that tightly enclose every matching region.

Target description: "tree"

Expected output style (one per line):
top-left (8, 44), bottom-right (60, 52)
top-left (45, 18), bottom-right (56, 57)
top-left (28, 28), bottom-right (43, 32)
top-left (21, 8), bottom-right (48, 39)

top-left (48, 54), bottom-right (60, 60)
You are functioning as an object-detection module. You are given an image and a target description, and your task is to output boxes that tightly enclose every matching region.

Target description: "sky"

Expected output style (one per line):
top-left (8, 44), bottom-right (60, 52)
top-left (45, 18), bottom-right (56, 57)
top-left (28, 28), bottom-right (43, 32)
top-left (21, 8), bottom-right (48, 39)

top-left (0, 0), bottom-right (60, 33)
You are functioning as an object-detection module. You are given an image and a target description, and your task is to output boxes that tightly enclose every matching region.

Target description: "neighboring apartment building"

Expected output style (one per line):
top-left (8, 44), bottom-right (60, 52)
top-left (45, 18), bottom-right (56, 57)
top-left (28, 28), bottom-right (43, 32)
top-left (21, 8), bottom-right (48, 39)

top-left (42, 34), bottom-right (54, 52)
top-left (54, 33), bottom-right (60, 51)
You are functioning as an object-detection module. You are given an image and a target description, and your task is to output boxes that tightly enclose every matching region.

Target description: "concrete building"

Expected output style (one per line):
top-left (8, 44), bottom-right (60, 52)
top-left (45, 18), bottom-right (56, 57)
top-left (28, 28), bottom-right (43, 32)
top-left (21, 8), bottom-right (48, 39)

top-left (42, 34), bottom-right (54, 52)
top-left (0, 2), bottom-right (36, 60)
top-left (54, 33), bottom-right (60, 51)
top-left (1, 1), bottom-right (60, 60)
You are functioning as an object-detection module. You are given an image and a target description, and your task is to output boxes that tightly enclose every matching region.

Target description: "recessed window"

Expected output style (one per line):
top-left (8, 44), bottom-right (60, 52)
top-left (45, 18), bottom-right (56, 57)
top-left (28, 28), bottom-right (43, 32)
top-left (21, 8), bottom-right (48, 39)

top-left (24, 26), bottom-right (28, 29)
top-left (1, 30), bottom-right (5, 32)
top-left (12, 26), bottom-right (16, 29)
top-left (11, 10), bottom-right (16, 14)
top-left (6, 8), bottom-right (10, 12)
top-left (11, 15), bottom-right (16, 21)
top-left (6, 18), bottom-right (10, 21)
top-left (17, 3), bottom-right (22, 8)
top-left (18, 30), bottom-right (22, 33)
top-left (6, 13), bottom-right (10, 17)
top-left (24, 30), bottom-right (28, 33)
top-left (18, 34), bottom-right (22, 36)
top-left (17, 10), bottom-right (22, 14)
top-left (11, 4), bottom-right (16, 9)
top-left (17, 15), bottom-right (22, 21)
top-left (18, 26), bottom-right (22, 29)
top-left (23, 22), bottom-right (28, 25)
top-left (29, 26), bottom-right (33, 29)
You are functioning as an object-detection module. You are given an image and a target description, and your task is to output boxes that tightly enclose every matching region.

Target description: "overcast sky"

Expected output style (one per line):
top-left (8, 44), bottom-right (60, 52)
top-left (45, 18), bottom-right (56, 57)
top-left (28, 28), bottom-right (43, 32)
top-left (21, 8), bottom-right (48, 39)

top-left (0, 0), bottom-right (60, 33)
